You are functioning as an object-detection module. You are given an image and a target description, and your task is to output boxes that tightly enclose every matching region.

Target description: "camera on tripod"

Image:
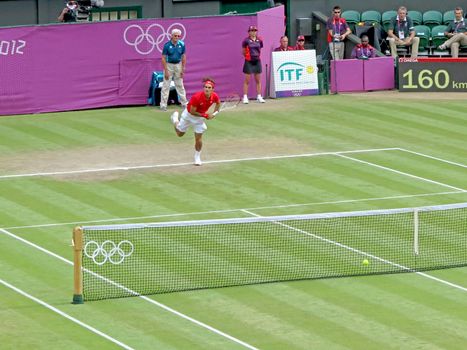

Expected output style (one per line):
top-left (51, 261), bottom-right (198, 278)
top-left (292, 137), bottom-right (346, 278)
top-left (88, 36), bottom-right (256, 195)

top-left (65, 0), bottom-right (104, 22)
top-left (67, 0), bottom-right (105, 9)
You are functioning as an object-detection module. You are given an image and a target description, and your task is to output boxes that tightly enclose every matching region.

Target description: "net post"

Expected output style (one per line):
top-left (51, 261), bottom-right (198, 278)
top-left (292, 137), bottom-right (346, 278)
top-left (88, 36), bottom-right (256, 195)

top-left (413, 209), bottom-right (419, 256)
top-left (72, 226), bottom-right (84, 304)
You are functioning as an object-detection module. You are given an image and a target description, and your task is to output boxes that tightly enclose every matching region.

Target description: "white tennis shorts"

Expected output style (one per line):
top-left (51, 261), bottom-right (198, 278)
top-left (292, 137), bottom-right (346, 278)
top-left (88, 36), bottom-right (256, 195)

top-left (176, 109), bottom-right (207, 134)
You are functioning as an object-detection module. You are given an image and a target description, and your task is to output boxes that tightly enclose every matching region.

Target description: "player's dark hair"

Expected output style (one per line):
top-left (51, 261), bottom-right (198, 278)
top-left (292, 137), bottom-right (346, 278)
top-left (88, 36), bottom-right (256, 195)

top-left (202, 77), bottom-right (215, 84)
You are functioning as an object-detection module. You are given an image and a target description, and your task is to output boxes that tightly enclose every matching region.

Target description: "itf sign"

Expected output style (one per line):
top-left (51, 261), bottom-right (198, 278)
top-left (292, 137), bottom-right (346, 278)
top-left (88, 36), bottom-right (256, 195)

top-left (270, 50), bottom-right (319, 97)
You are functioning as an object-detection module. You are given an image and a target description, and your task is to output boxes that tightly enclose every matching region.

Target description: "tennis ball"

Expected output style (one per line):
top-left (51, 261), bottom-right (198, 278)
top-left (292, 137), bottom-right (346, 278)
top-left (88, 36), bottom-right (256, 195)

top-left (362, 259), bottom-right (369, 266)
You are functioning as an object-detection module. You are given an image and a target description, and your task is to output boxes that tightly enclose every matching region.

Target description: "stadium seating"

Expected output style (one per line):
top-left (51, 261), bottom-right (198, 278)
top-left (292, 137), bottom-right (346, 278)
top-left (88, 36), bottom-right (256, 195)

top-left (408, 10), bottom-right (423, 26)
top-left (341, 10), bottom-right (360, 32)
top-left (431, 25), bottom-right (449, 55)
top-left (443, 10), bottom-right (455, 25)
top-left (422, 10), bottom-right (443, 29)
top-left (361, 10), bottom-right (381, 25)
top-left (381, 10), bottom-right (397, 33)
top-left (414, 25), bottom-right (431, 55)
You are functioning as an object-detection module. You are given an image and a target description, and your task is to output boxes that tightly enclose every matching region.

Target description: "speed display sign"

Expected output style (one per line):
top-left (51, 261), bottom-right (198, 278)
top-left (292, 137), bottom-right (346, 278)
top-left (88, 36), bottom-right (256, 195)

top-left (398, 58), bottom-right (467, 92)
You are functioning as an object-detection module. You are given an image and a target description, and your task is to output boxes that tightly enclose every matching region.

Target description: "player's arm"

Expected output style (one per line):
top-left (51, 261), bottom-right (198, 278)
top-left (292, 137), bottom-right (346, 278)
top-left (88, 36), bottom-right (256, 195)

top-left (212, 102), bottom-right (222, 117)
top-left (190, 105), bottom-right (210, 119)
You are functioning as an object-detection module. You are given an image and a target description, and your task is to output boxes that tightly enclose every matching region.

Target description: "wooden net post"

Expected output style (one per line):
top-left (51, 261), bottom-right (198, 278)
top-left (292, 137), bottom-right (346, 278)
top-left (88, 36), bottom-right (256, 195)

top-left (72, 226), bottom-right (84, 304)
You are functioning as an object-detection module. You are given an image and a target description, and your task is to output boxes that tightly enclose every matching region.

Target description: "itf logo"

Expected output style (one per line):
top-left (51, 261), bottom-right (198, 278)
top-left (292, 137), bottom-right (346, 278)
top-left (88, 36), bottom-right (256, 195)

top-left (276, 62), bottom-right (314, 82)
top-left (123, 23), bottom-right (186, 55)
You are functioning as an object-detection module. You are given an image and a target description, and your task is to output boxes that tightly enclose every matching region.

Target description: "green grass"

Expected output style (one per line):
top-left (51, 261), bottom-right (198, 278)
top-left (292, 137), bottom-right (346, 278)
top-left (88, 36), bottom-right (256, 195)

top-left (1, 94), bottom-right (466, 349)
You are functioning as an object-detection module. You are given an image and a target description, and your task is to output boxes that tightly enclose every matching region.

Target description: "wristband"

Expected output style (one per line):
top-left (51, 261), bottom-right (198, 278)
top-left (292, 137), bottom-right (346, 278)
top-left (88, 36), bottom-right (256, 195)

top-left (201, 113), bottom-right (209, 119)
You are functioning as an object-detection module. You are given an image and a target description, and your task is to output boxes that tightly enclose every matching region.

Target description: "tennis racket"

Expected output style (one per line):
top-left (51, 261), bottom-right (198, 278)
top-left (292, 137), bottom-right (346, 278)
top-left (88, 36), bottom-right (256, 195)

top-left (209, 93), bottom-right (241, 117)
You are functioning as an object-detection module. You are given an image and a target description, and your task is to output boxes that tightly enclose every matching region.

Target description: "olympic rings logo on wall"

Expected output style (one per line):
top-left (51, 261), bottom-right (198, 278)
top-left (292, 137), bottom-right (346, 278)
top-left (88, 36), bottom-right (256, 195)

top-left (123, 23), bottom-right (187, 55)
top-left (84, 240), bottom-right (134, 265)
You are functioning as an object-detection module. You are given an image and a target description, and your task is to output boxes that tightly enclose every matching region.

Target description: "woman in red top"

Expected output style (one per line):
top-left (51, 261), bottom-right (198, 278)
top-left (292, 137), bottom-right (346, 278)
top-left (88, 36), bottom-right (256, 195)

top-left (170, 77), bottom-right (221, 166)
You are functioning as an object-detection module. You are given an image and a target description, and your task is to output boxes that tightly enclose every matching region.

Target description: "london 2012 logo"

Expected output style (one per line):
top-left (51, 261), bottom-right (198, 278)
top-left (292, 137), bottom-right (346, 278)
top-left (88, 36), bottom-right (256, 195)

top-left (0, 40), bottom-right (26, 56)
top-left (123, 23), bottom-right (186, 55)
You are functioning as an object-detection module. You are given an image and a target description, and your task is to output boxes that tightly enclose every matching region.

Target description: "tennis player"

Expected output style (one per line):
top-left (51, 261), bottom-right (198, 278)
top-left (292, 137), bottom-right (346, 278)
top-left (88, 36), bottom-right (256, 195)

top-left (170, 77), bottom-right (221, 166)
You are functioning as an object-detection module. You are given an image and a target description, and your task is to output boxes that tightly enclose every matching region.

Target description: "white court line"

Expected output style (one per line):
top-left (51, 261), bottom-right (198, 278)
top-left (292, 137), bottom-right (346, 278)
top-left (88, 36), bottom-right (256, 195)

top-left (0, 278), bottom-right (134, 350)
top-left (0, 147), bottom-right (399, 180)
top-left (5, 190), bottom-right (465, 230)
top-left (242, 210), bottom-right (467, 293)
top-left (0, 228), bottom-right (259, 350)
top-left (398, 148), bottom-right (467, 168)
top-left (336, 154), bottom-right (467, 192)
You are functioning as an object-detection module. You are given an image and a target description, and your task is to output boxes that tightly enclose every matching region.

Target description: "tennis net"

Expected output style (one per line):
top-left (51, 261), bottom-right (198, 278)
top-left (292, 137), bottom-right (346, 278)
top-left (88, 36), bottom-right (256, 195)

top-left (72, 202), bottom-right (467, 302)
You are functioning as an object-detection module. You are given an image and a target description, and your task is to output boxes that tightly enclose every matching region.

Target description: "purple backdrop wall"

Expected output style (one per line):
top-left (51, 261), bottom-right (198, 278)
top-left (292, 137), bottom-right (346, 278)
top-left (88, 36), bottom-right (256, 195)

top-left (0, 6), bottom-right (285, 116)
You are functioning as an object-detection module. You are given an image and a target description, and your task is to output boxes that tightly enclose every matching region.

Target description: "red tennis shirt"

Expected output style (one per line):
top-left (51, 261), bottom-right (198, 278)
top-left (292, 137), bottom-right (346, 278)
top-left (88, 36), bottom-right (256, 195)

top-left (187, 91), bottom-right (220, 114)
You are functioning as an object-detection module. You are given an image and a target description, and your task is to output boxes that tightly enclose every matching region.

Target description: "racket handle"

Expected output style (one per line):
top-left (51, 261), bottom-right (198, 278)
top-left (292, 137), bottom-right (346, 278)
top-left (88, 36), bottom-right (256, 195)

top-left (213, 111), bottom-right (219, 117)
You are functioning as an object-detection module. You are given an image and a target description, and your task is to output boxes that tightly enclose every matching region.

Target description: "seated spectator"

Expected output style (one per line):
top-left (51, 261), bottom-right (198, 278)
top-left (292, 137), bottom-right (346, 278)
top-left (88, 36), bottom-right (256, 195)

top-left (351, 35), bottom-right (376, 59)
top-left (274, 36), bottom-right (294, 51)
top-left (326, 6), bottom-right (352, 60)
top-left (438, 7), bottom-right (467, 58)
top-left (386, 6), bottom-right (419, 58)
top-left (295, 35), bottom-right (306, 50)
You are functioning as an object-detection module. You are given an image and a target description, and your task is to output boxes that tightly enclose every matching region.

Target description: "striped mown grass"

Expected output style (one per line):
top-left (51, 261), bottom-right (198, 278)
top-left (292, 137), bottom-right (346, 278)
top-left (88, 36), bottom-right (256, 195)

top-left (1, 93), bottom-right (466, 349)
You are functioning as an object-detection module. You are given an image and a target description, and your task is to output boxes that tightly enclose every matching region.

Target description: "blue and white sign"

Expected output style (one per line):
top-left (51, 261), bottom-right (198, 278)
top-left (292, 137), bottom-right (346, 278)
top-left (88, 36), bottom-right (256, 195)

top-left (270, 50), bottom-right (319, 97)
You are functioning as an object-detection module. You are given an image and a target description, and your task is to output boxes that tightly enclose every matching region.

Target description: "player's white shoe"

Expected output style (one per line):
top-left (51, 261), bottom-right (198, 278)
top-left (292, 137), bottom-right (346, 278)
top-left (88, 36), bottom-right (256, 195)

top-left (243, 95), bottom-right (249, 104)
top-left (194, 151), bottom-right (202, 166)
top-left (257, 95), bottom-right (265, 103)
top-left (170, 111), bottom-right (179, 125)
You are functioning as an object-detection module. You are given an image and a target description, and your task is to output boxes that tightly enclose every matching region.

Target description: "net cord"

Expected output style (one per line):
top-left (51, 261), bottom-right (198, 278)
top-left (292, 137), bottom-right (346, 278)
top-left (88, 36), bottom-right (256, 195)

top-left (82, 202), bottom-right (467, 231)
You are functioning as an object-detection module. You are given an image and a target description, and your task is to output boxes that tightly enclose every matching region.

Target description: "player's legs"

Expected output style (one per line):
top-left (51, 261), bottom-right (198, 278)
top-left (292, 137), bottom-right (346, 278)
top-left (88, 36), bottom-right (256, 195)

top-left (194, 133), bottom-right (203, 152)
top-left (170, 111), bottom-right (185, 137)
top-left (194, 133), bottom-right (203, 165)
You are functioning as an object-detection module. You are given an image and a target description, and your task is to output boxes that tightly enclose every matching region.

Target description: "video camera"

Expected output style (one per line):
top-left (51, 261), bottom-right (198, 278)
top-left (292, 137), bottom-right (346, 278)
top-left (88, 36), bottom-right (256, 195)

top-left (67, 0), bottom-right (104, 9)
top-left (66, 0), bottom-right (104, 22)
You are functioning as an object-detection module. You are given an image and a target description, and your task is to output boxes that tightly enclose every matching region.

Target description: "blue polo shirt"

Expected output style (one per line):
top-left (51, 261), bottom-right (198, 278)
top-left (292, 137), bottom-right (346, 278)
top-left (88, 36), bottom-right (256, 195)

top-left (162, 40), bottom-right (185, 64)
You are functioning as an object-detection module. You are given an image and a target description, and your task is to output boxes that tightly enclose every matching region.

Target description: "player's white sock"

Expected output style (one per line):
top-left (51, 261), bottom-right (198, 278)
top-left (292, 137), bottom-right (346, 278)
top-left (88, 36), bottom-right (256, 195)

top-left (194, 151), bottom-right (202, 166)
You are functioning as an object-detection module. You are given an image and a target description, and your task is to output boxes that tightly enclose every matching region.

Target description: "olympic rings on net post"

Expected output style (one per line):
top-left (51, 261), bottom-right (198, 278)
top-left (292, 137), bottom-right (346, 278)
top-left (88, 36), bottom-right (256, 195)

top-left (123, 23), bottom-right (187, 55)
top-left (84, 240), bottom-right (134, 265)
